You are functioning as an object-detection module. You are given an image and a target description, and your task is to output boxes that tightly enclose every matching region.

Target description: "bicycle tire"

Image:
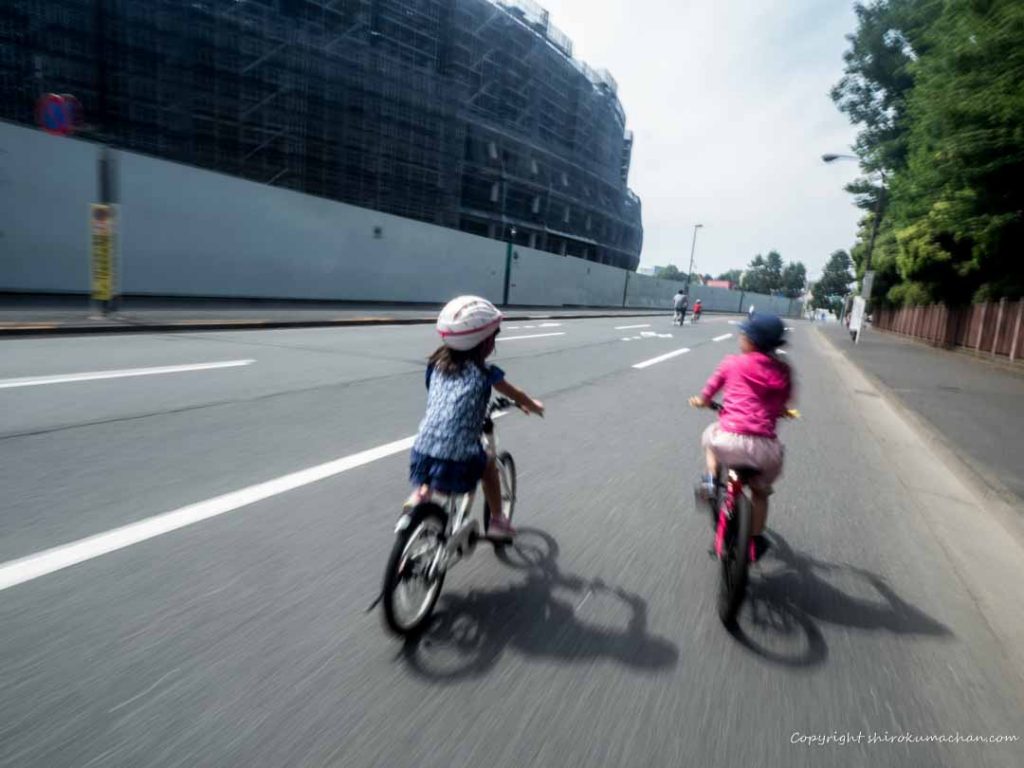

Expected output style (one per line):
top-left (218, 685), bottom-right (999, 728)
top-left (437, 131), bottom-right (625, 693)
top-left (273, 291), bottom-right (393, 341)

top-left (718, 488), bottom-right (752, 626)
top-left (484, 451), bottom-right (517, 549)
top-left (382, 504), bottom-right (446, 637)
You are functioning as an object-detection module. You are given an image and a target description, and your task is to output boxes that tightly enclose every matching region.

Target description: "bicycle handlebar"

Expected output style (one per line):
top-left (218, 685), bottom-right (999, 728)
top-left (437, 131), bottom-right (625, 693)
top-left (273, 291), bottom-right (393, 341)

top-left (489, 396), bottom-right (515, 415)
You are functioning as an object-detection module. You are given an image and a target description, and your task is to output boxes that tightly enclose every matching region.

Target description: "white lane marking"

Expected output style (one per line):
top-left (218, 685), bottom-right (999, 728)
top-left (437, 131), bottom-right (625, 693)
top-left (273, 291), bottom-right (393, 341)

top-left (728, 320), bottom-right (740, 325)
top-left (504, 325), bottom-right (522, 330)
top-left (621, 337), bottom-right (633, 342)
top-left (497, 332), bottom-right (566, 341)
top-left (785, 326), bottom-right (794, 331)
top-left (537, 322), bottom-right (562, 328)
top-left (0, 360), bottom-right (255, 390)
top-left (0, 435), bottom-right (416, 592)
top-left (632, 347), bottom-right (691, 369)
top-left (713, 333), bottom-right (733, 342)
top-left (640, 331), bottom-right (673, 339)
top-left (615, 324), bottom-right (651, 330)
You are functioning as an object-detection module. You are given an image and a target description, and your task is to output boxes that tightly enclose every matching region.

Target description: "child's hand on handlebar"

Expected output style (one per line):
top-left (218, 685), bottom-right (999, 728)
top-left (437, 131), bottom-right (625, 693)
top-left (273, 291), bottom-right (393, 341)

top-left (522, 398), bottom-right (545, 417)
top-left (688, 395), bottom-right (708, 409)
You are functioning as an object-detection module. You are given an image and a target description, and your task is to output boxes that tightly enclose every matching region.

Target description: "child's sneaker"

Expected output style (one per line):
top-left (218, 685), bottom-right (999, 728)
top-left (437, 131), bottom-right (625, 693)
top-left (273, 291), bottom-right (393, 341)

top-left (694, 473), bottom-right (716, 502)
top-left (488, 514), bottom-right (516, 541)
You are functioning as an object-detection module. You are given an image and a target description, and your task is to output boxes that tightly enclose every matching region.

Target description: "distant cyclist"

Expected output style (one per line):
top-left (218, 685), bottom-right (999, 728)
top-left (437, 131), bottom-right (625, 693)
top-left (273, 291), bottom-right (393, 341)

top-left (692, 299), bottom-right (703, 323)
top-left (673, 290), bottom-right (688, 326)
top-left (409, 296), bottom-right (544, 540)
top-left (688, 313), bottom-right (794, 561)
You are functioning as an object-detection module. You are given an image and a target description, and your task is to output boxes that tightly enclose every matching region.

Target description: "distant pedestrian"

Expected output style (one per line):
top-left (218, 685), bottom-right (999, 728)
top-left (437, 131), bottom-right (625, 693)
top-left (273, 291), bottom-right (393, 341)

top-left (673, 290), bottom-right (688, 326)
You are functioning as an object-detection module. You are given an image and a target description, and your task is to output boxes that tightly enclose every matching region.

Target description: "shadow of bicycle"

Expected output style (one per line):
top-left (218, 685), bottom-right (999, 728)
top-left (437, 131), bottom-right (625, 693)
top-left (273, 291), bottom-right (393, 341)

top-left (400, 527), bottom-right (680, 682)
top-left (728, 530), bottom-right (953, 668)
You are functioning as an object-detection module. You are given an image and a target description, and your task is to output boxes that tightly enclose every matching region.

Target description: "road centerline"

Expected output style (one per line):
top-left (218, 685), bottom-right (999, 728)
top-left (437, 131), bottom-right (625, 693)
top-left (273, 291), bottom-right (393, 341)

top-left (497, 332), bottom-right (566, 341)
top-left (632, 347), bottom-right (691, 369)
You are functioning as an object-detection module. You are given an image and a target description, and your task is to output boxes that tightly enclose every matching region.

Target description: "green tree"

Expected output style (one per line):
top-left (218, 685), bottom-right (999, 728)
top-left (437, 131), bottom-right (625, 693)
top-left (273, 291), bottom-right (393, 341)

top-left (716, 269), bottom-right (743, 286)
top-left (741, 255), bottom-right (769, 293)
top-left (657, 264), bottom-right (685, 282)
top-left (765, 251), bottom-right (785, 292)
top-left (891, 0), bottom-right (1024, 303)
top-left (832, 0), bottom-right (1024, 306)
top-left (831, 0), bottom-right (939, 174)
top-left (781, 262), bottom-right (808, 299)
top-left (811, 250), bottom-right (854, 314)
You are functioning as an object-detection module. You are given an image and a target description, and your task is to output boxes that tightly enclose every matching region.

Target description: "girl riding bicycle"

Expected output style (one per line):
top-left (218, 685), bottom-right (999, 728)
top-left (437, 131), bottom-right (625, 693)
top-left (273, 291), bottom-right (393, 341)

top-left (689, 313), bottom-right (793, 560)
top-left (409, 296), bottom-right (544, 540)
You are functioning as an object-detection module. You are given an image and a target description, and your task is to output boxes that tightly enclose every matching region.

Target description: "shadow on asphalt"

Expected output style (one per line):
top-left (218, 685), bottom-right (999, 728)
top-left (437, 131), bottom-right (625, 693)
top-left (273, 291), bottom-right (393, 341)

top-left (728, 531), bottom-right (953, 667)
top-left (400, 528), bottom-right (680, 682)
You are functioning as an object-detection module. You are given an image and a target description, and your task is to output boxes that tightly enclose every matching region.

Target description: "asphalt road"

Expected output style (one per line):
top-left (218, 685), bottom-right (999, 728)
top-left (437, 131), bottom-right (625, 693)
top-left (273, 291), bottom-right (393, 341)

top-left (1, 314), bottom-right (1022, 768)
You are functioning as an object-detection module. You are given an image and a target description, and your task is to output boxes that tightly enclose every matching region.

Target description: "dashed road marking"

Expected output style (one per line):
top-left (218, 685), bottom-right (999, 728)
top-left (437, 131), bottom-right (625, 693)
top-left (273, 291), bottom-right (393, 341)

top-left (632, 347), bottom-right (691, 369)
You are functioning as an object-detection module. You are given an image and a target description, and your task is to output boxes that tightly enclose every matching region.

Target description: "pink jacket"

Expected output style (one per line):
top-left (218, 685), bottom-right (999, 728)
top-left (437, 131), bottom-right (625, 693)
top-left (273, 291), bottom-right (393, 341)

top-left (701, 352), bottom-right (792, 438)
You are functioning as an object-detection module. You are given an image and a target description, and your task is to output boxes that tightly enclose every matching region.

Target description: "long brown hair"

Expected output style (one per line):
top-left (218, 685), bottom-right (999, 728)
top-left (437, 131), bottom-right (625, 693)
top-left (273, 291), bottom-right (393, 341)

top-left (428, 332), bottom-right (497, 374)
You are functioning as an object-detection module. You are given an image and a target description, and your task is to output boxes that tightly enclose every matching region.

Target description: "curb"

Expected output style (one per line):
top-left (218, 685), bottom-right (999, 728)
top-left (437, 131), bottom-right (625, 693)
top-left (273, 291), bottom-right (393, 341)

top-left (815, 326), bottom-right (1024, 516)
top-left (0, 310), bottom-right (677, 337)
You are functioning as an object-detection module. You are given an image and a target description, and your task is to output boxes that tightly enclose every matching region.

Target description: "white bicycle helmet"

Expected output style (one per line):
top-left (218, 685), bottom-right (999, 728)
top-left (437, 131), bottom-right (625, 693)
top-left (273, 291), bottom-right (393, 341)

top-left (436, 295), bottom-right (503, 351)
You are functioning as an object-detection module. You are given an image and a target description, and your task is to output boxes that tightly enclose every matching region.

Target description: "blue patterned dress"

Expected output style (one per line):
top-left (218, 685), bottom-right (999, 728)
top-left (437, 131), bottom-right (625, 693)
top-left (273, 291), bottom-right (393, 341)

top-left (409, 363), bottom-right (506, 493)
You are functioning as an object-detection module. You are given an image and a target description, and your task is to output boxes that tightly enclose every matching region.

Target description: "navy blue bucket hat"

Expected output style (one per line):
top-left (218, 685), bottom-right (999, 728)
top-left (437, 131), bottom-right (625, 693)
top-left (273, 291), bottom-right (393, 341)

top-left (740, 312), bottom-right (786, 350)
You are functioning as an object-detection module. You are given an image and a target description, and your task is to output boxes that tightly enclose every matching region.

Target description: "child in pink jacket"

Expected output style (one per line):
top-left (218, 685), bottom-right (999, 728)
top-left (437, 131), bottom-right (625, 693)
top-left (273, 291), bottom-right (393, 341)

top-left (690, 313), bottom-right (793, 560)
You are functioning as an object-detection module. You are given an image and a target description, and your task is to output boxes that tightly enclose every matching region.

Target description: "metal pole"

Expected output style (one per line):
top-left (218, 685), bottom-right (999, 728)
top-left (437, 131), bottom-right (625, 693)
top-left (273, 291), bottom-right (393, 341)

top-left (685, 224), bottom-right (701, 295)
top-left (856, 172), bottom-right (885, 344)
top-left (502, 229), bottom-right (515, 307)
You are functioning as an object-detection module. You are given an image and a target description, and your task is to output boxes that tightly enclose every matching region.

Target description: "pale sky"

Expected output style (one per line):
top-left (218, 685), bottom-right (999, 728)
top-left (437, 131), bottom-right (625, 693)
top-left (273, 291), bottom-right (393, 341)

top-left (537, 0), bottom-right (863, 279)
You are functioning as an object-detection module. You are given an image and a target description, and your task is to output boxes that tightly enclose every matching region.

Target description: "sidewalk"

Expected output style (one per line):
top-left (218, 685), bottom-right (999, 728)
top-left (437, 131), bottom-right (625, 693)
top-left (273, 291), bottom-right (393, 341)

top-left (817, 322), bottom-right (1024, 506)
top-left (0, 296), bottom-right (673, 336)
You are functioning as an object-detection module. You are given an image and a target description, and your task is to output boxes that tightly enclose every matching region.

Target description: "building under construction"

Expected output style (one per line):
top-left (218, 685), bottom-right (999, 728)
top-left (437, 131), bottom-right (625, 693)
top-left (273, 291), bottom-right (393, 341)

top-left (0, 0), bottom-right (642, 269)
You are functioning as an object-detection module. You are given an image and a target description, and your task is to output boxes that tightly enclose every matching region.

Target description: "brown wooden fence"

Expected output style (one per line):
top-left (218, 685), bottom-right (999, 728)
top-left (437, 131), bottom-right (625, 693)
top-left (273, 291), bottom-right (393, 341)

top-left (873, 299), bottom-right (1024, 361)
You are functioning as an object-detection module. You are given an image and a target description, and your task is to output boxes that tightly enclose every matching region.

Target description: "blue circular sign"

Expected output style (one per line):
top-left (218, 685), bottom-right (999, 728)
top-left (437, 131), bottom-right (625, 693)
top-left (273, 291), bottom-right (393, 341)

top-left (36, 94), bottom-right (72, 136)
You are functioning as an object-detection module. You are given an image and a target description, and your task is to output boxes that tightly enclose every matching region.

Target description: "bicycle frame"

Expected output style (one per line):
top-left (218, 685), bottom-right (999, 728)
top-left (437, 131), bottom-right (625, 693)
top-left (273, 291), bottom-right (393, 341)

top-left (400, 402), bottom-right (507, 580)
top-left (713, 468), bottom-right (746, 559)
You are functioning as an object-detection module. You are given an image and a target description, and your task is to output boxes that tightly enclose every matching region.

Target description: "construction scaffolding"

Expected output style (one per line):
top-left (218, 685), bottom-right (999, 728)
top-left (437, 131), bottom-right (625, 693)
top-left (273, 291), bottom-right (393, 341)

top-left (0, 0), bottom-right (642, 269)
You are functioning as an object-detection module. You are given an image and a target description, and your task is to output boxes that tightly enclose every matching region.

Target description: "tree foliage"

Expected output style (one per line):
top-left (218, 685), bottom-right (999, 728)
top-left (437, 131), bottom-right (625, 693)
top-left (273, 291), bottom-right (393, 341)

top-left (657, 264), bottom-right (683, 282)
top-left (740, 252), bottom-right (807, 297)
top-left (716, 269), bottom-right (743, 285)
top-left (811, 250), bottom-right (855, 315)
top-left (833, 0), bottom-right (1024, 306)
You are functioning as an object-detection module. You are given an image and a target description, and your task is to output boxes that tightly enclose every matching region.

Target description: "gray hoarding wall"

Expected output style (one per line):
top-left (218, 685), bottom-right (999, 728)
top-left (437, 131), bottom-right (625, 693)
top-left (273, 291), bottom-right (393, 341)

top-left (118, 150), bottom-right (507, 304)
top-left (0, 123), bottom-right (97, 293)
top-left (0, 121), bottom-right (802, 316)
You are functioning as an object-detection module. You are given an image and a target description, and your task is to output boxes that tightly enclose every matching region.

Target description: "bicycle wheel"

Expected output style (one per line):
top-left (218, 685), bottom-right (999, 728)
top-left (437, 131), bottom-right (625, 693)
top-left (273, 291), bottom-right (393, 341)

top-left (484, 451), bottom-right (517, 548)
top-left (717, 490), bottom-right (752, 626)
top-left (382, 504), bottom-right (447, 636)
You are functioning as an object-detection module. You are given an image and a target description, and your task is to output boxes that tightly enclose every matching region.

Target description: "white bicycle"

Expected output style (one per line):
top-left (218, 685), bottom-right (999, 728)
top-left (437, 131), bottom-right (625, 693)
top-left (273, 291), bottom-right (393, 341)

top-left (380, 397), bottom-right (518, 636)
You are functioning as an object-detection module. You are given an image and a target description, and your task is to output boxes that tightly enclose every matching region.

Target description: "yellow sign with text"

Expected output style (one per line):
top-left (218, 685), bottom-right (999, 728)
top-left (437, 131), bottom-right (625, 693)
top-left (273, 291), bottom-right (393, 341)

top-left (91, 204), bottom-right (115, 301)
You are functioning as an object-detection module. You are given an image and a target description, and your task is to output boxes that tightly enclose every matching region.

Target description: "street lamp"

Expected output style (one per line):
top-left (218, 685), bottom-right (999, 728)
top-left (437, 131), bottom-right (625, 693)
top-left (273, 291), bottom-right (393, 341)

top-left (685, 223), bottom-right (703, 295)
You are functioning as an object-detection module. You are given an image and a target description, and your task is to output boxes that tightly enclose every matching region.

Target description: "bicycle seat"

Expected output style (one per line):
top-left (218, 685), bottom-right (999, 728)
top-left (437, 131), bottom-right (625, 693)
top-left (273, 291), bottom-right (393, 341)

top-left (729, 466), bottom-right (762, 482)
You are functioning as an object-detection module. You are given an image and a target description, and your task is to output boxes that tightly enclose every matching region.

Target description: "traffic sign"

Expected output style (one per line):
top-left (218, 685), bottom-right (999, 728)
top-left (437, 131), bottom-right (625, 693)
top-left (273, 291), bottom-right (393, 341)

top-left (35, 93), bottom-right (78, 136)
